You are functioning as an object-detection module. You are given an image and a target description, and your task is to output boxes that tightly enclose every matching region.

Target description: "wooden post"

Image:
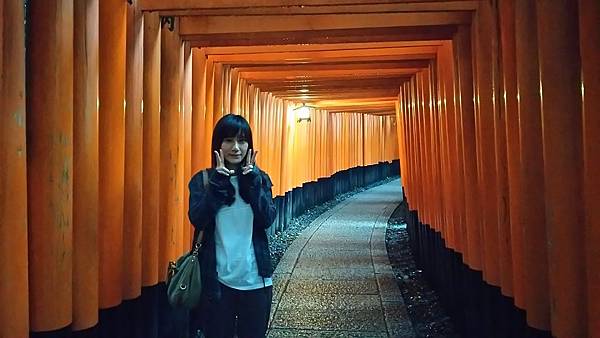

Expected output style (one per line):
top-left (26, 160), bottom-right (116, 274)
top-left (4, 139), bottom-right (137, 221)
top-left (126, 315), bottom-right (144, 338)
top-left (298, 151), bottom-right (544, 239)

top-left (515, 0), bottom-right (550, 329)
top-left (443, 42), bottom-right (461, 251)
top-left (537, 1), bottom-right (586, 336)
top-left (437, 51), bottom-right (451, 246)
top-left (474, 3), bottom-right (501, 285)
top-left (99, 0), bottom-right (126, 308)
top-left (455, 25), bottom-right (482, 270)
top-left (191, 48), bottom-right (207, 172)
top-left (159, 18), bottom-right (182, 280)
top-left (142, 12), bottom-right (160, 286)
top-left (449, 37), bottom-right (467, 255)
top-left (0, 0), bottom-right (29, 336)
top-left (123, 0), bottom-right (144, 299)
top-left (27, 0), bottom-right (74, 330)
top-left (183, 42), bottom-right (193, 248)
top-left (579, 0), bottom-right (600, 333)
top-left (73, 0), bottom-right (99, 330)
top-left (499, 0), bottom-right (520, 300)
top-left (204, 58), bottom-right (216, 159)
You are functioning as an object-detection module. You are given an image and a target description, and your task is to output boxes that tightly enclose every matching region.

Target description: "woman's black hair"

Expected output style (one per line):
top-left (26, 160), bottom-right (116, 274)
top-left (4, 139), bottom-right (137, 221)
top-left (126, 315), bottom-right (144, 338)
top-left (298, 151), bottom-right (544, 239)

top-left (211, 114), bottom-right (254, 167)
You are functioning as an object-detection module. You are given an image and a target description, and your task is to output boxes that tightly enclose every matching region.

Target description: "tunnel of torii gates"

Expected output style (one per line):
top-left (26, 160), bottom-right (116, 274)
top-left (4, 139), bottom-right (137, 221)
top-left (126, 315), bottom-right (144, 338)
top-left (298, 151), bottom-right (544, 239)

top-left (0, 0), bottom-right (598, 337)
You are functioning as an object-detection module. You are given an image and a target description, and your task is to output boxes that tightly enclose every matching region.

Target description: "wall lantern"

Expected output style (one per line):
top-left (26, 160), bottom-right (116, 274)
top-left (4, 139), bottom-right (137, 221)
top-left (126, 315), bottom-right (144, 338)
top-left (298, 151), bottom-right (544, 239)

top-left (294, 103), bottom-right (313, 122)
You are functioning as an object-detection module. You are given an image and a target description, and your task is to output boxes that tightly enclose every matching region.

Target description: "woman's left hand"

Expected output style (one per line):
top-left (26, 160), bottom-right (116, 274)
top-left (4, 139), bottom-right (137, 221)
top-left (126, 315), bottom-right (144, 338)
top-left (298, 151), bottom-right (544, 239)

top-left (242, 149), bottom-right (258, 175)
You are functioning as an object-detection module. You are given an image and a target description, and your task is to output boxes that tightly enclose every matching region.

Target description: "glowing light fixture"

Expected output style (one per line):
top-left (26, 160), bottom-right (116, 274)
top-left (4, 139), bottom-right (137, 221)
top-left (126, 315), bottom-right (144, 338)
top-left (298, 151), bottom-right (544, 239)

top-left (293, 103), bottom-right (313, 122)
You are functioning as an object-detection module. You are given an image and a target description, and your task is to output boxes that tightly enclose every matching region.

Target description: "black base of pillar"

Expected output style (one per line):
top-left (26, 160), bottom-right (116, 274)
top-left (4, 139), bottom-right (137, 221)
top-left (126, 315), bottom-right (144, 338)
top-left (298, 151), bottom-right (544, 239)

top-left (405, 206), bottom-right (553, 338)
top-left (271, 160), bottom-right (399, 235)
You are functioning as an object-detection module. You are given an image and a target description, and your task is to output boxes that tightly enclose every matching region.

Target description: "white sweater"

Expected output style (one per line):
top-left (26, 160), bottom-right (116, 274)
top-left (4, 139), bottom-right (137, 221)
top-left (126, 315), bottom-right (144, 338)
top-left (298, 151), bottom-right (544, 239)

top-left (214, 176), bottom-right (273, 290)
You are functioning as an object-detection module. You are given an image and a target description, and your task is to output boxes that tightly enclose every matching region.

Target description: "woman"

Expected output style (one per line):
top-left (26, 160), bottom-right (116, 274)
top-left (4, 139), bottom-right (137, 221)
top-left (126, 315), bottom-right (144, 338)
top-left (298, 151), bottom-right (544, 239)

top-left (188, 114), bottom-right (277, 338)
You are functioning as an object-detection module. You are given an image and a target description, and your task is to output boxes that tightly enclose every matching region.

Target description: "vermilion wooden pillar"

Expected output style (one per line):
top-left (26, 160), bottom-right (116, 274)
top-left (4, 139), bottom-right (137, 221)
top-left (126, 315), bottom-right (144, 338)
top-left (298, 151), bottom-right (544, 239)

top-left (427, 65), bottom-right (443, 233)
top-left (0, 0), bottom-right (29, 336)
top-left (73, 0), bottom-right (99, 330)
top-left (579, 0), bottom-right (600, 333)
top-left (27, 0), bottom-right (74, 331)
top-left (415, 72), bottom-right (432, 225)
top-left (406, 83), bottom-right (415, 206)
top-left (419, 73), bottom-right (431, 225)
top-left (474, 2), bottom-right (501, 286)
top-left (499, 0), bottom-right (519, 299)
top-left (183, 42), bottom-right (193, 248)
top-left (191, 48), bottom-right (207, 171)
top-left (450, 37), bottom-right (467, 255)
top-left (444, 42), bottom-right (461, 251)
top-left (401, 85), bottom-right (413, 203)
top-left (515, 0), bottom-right (549, 330)
top-left (537, 2), bottom-right (586, 337)
top-left (423, 69), bottom-right (435, 228)
top-left (123, 0), bottom-right (143, 300)
top-left (414, 75), bottom-right (426, 219)
top-left (403, 83), bottom-right (413, 205)
top-left (412, 77), bottom-right (423, 214)
top-left (489, 1), bottom-right (512, 295)
top-left (99, 0), bottom-right (126, 308)
top-left (213, 62), bottom-right (224, 123)
top-left (437, 54), bottom-right (451, 245)
top-left (160, 19), bottom-right (182, 280)
top-left (204, 58), bottom-right (216, 158)
top-left (431, 64), bottom-right (444, 234)
top-left (142, 12), bottom-right (160, 286)
top-left (395, 100), bottom-right (407, 194)
top-left (191, 49), bottom-right (207, 170)
top-left (455, 25), bottom-right (482, 270)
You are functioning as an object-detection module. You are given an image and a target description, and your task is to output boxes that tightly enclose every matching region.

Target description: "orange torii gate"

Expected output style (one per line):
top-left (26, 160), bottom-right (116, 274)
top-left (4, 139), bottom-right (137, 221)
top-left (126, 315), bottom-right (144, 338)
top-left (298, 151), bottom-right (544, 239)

top-left (1, 0), bottom-right (598, 337)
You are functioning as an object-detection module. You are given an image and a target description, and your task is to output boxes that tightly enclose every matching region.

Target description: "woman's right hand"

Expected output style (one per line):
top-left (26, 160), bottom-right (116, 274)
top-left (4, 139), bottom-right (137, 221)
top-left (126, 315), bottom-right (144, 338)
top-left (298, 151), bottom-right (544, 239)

top-left (214, 149), bottom-right (235, 176)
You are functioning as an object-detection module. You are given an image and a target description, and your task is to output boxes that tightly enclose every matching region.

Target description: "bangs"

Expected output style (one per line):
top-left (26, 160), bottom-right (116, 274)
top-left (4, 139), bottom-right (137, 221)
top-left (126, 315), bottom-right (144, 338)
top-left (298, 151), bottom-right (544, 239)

top-left (218, 116), bottom-right (250, 140)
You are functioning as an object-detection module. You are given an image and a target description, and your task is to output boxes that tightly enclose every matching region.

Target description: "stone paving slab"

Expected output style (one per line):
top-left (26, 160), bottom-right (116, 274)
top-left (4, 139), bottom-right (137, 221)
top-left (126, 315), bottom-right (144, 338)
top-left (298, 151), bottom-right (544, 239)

top-left (271, 309), bottom-right (387, 332)
top-left (277, 293), bottom-right (382, 311)
top-left (295, 253), bottom-right (373, 269)
top-left (284, 278), bottom-right (379, 295)
top-left (268, 328), bottom-right (388, 337)
top-left (268, 179), bottom-right (415, 338)
top-left (291, 267), bottom-right (375, 280)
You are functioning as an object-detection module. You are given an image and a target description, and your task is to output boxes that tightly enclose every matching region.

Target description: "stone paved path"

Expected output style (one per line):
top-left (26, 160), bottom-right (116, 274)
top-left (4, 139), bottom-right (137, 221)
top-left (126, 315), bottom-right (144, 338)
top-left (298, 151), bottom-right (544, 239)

top-left (267, 179), bottom-right (415, 337)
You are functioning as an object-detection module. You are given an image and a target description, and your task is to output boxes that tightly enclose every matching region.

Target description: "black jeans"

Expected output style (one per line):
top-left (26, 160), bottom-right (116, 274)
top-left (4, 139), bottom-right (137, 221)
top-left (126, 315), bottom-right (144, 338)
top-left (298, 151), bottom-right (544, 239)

top-left (199, 283), bottom-right (273, 338)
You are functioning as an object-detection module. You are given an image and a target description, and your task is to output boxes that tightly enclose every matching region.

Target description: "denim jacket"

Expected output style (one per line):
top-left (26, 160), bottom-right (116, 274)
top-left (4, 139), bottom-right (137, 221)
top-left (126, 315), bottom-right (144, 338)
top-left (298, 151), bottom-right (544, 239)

top-left (187, 166), bottom-right (276, 300)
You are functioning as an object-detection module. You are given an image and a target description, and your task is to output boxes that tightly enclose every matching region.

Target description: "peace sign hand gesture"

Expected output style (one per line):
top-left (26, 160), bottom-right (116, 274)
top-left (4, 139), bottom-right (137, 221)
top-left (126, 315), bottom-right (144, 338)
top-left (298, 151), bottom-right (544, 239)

top-left (214, 149), bottom-right (235, 176)
top-left (242, 149), bottom-right (258, 175)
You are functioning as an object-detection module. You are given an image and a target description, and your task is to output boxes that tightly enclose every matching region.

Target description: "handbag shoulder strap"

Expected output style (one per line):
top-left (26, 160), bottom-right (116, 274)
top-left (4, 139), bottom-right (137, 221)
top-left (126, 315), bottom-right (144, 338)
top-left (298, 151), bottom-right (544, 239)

top-left (193, 169), bottom-right (209, 248)
top-left (202, 169), bottom-right (208, 188)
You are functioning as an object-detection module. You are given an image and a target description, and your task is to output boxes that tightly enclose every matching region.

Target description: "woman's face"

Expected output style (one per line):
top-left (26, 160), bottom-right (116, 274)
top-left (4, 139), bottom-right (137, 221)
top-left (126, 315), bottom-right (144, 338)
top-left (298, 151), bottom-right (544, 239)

top-left (220, 134), bottom-right (249, 166)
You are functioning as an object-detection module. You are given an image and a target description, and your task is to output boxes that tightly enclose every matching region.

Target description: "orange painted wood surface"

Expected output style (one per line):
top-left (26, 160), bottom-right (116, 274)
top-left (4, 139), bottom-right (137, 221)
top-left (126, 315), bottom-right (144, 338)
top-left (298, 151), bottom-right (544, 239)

top-left (498, 0), bottom-right (519, 300)
top-left (142, 12), bottom-right (161, 287)
top-left (537, 2), bottom-right (586, 336)
top-left (580, 0), bottom-right (600, 333)
top-left (474, 1), bottom-right (501, 287)
top-left (183, 43), bottom-right (194, 248)
top-left (160, 22), bottom-right (183, 281)
top-left (99, 0), bottom-right (126, 309)
top-left (191, 48), bottom-right (208, 171)
top-left (0, 0), bottom-right (29, 336)
top-left (123, 1), bottom-right (144, 300)
top-left (73, 0), bottom-right (99, 329)
top-left (27, 0), bottom-right (74, 330)
top-left (444, 41), bottom-right (462, 252)
top-left (455, 25), bottom-right (481, 271)
top-left (449, 37), bottom-right (467, 256)
top-left (515, 0), bottom-right (550, 329)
